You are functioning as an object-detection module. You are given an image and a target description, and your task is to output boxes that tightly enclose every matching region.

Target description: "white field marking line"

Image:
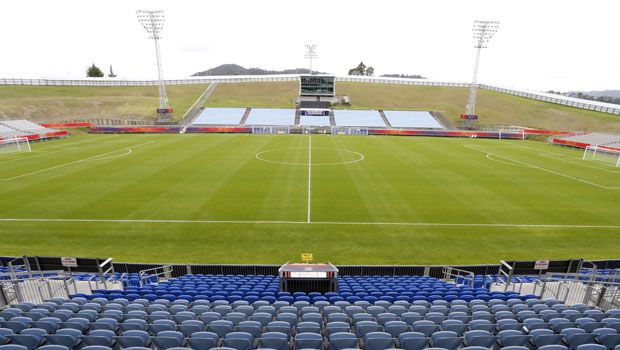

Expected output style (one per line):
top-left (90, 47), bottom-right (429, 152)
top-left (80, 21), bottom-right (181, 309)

top-left (34, 135), bottom-right (121, 150)
top-left (485, 154), bottom-right (531, 168)
top-left (0, 217), bottom-right (619, 229)
top-left (255, 147), bottom-right (364, 166)
top-left (539, 153), bottom-right (620, 174)
top-left (468, 145), bottom-right (620, 190)
top-left (80, 148), bottom-right (132, 162)
top-left (1, 141), bottom-right (155, 181)
top-left (307, 135), bottom-right (312, 223)
top-left (0, 147), bottom-right (80, 166)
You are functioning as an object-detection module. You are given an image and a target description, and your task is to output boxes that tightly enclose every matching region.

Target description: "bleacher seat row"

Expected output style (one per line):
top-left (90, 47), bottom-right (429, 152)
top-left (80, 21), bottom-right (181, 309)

top-left (89, 275), bottom-right (535, 304)
top-left (1, 296), bottom-right (620, 350)
top-left (0, 119), bottom-right (61, 141)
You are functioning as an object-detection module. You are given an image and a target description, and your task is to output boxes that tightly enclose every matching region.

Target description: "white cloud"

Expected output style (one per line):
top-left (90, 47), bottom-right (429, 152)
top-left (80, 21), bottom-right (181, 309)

top-left (0, 0), bottom-right (618, 91)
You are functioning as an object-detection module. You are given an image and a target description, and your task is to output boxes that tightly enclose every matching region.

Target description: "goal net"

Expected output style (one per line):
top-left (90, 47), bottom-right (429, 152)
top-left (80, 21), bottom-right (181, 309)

top-left (252, 126), bottom-right (290, 134)
top-left (498, 129), bottom-right (526, 140)
top-left (0, 137), bottom-right (31, 154)
top-left (582, 146), bottom-right (620, 167)
top-left (331, 127), bottom-right (369, 136)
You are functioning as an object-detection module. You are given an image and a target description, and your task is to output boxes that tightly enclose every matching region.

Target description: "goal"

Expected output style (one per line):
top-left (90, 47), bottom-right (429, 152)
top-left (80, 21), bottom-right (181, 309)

top-left (252, 126), bottom-right (290, 134)
top-left (330, 127), bottom-right (369, 136)
top-left (583, 145), bottom-right (620, 167)
top-left (0, 137), bottom-right (31, 154)
top-left (498, 128), bottom-right (526, 140)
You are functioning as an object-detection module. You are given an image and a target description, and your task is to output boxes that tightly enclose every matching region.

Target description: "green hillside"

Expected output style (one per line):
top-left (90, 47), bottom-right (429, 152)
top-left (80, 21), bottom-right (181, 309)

top-left (0, 84), bottom-right (209, 122)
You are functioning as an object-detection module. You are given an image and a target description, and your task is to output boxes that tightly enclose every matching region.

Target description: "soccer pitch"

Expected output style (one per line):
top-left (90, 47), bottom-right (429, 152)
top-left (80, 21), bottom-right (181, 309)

top-left (1, 134), bottom-right (619, 265)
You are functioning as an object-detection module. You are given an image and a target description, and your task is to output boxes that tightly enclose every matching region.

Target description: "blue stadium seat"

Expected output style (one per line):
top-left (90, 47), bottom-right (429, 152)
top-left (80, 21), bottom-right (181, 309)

top-left (259, 332), bottom-right (289, 350)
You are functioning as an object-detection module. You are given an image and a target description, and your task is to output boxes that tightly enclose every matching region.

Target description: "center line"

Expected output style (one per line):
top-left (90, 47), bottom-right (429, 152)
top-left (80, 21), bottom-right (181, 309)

top-left (307, 134), bottom-right (312, 223)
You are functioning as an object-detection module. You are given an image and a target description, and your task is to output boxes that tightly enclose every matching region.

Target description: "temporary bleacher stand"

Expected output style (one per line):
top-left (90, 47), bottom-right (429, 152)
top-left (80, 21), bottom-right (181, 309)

top-left (278, 263), bottom-right (338, 294)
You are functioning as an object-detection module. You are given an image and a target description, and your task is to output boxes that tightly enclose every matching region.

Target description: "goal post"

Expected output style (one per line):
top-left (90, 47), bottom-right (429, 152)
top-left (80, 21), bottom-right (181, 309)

top-left (498, 128), bottom-right (525, 140)
top-left (0, 137), bottom-right (31, 154)
top-left (583, 145), bottom-right (620, 167)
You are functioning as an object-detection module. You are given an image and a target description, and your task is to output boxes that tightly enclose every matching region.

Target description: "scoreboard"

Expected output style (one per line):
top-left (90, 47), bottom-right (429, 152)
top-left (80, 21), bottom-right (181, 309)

top-left (300, 75), bottom-right (335, 97)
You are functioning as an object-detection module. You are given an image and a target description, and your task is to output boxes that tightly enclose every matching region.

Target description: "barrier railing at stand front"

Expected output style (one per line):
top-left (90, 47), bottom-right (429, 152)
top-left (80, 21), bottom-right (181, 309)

top-left (0, 270), bottom-right (77, 307)
top-left (97, 258), bottom-right (116, 289)
top-left (533, 272), bottom-right (620, 310)
top-left (442, 266), bottom-right (475, 288)
top-left (139, 265), bottom-right (173, 287)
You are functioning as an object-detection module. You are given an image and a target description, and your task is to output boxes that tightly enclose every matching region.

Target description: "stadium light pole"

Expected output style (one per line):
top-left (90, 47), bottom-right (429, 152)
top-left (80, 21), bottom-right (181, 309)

top-left (305, 44), bottom-right (318, 75)
top-left (137, 10), bottom-right (171, 118)
top-left (465, 20), bottom-right (499, 127)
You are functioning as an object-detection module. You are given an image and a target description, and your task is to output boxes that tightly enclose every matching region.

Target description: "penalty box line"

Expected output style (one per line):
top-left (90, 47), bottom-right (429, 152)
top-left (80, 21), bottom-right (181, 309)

top-left (0, 218), bottom-right (619, 229)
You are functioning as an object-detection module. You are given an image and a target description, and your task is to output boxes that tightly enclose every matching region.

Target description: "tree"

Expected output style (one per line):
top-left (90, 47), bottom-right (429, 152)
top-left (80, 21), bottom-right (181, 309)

top-left (108, 65), bottom-right (117, 78)
top-left (348, 61), bottom-right (374, 76)
top-left (86, 63), bottom-right (104, 77)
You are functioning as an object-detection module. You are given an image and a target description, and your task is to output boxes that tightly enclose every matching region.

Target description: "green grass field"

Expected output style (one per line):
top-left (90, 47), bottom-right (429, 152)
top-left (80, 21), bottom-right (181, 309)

top-left (1, 134), bottom-right (619, 265)
top-left (206, 82), bottom-right (620, 133)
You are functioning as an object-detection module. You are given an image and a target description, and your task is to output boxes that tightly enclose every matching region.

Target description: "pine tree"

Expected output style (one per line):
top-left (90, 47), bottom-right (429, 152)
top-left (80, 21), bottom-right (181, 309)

top-left (86, 63), bottom-right (104, 77)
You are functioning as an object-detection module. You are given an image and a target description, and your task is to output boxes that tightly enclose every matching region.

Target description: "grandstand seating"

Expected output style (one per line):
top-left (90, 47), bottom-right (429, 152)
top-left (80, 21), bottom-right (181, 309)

top-left (333, 111), bottom-right (386, 128)
top-left (188, 108), bottom-right (445, 130)
top-left (1, 295), bottom-right (619, 350)
top-left (0, 125), bottom-right (26, 140)
top-left (382, 111), bottom-right (444, 129)
top-left (0, 120), bottom-right (58, 135)
top-left (245, 109), bottom-right (295, 126)
top-left (555, 133), bottom-right (620, 147)
top-left (192, 109), bottom-right (246, 125)
top-left (300, 115), bottom-right (331, 127)
top-left (76, 275), bottom-right (530, 304)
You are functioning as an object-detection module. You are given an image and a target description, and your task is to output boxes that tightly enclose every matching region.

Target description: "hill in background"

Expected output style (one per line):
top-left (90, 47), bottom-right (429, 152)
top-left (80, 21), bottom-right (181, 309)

top-left (574, 90), bottom-right (620, 98)
top-left (191, 64), bottom-right (326, 77)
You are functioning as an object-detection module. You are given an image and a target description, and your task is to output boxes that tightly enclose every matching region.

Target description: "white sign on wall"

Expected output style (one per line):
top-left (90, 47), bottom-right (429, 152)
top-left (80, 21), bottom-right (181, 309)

top-left (61, 257), bottom-right (78, 267)
top-left (534, 260), bottom-right (550, 270)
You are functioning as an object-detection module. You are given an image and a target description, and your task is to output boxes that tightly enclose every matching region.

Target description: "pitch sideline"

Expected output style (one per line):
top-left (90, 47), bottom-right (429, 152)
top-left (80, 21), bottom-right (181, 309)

top-left (0, 217), bottom-right (618, 229)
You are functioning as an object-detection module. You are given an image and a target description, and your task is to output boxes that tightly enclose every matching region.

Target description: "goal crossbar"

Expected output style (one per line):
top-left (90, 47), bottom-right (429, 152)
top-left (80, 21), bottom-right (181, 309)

top-left (0, 136), bottom-right (31, 154)
top-left (583, 145), bottom-right (620, 167)
top-left (498, 129), bottom-right (525, 140)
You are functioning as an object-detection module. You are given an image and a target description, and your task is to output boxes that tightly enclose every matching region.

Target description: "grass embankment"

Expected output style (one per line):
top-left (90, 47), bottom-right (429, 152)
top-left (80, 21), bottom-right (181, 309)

top-left (0, 84), bottom-right (209, 122)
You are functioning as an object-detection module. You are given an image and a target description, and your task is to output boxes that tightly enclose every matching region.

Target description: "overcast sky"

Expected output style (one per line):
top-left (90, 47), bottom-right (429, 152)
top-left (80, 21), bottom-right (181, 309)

top-left (1, 0), bottom-right (618, 92)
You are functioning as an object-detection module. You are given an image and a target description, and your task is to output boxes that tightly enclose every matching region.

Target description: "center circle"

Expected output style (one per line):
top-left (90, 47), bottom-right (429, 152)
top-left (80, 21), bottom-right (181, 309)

top-left (256, 147), bottom-right (365, 166)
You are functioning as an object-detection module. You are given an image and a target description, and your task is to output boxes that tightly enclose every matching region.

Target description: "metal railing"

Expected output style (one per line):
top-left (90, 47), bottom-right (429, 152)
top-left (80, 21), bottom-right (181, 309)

top-left (442, 266), bottom-right (475, 287)
top-left (180, 83), bottom-right (218, 130)
top-left (497, 260), bottom-right (515, 292)
top-left (7, 256), bottom-right (33, 279)
top-left (533, 272), bottom-right (620, 311)
top-left (97, 258), bottom-right (116, 289)
top-left (0, 271), bottom-right (77, 306)
top-left (139, 265), bottom-right (173, 287)
top-left (1, 75), bottom-right (619, 115)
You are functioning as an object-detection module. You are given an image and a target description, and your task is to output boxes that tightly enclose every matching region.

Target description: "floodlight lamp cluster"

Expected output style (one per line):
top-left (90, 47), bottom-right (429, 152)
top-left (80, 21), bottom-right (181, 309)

top-left (137, 10), bottom-right (165, 40)
top-left (472, 20), bottom-right (499, 48)
top-left (304, 44), bottom-right (318, 59)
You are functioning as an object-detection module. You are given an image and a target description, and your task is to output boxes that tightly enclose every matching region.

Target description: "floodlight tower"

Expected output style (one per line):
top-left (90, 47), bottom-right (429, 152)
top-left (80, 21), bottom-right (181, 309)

top-left (464, 20), bottom-right (499, 127)
top-left (305, 44), bottom-right (318, 75)
top-left (137, 10), bottom-right (172, 119)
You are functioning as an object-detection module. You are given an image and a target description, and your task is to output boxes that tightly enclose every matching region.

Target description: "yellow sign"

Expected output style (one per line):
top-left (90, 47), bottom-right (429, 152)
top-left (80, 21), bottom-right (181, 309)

top-left (301, 253), bottom-right (313, 262)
